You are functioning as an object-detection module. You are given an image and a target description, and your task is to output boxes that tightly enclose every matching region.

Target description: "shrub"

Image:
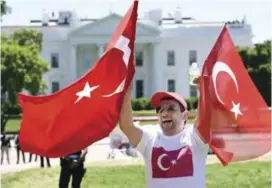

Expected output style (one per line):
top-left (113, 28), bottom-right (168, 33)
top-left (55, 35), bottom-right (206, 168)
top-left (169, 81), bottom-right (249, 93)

top-left (132, 99), bottom-right (143, 111)
top-left (132, 97), bottom-right (199, 111)
top-left (185, 97), bottom-right (198, 111)
top-left (132, 98), bottom-right (154, 111)
top-left (7, 104), bottom-right (21, 115)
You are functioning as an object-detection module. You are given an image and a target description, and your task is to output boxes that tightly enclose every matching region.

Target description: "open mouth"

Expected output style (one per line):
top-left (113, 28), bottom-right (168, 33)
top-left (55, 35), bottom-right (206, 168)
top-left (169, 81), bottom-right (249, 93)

top-left (163, 120), bottom-right (172, 123)
top-left (162, 120), bottom-right (172, 126)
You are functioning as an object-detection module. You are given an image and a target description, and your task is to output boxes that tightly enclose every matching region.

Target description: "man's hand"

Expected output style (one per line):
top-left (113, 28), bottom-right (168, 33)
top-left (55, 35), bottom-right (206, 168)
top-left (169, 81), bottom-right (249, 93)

top-left (192, 76), bottom-right (201, 88)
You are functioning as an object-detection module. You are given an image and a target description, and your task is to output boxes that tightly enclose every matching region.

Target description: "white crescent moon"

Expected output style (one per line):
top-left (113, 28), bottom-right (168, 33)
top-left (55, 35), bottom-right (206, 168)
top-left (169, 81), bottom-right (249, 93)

top-left (157, 153), bottom-right (170, 171)
top-left (102, 35), bottom-right (131, 97)
top-left (212, 61), bottom-right (239, 105)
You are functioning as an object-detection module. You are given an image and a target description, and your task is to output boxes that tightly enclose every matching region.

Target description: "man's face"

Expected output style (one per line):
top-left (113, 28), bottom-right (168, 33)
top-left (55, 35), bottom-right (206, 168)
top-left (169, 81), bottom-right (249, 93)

top-left (156, 99), bottom-right (185, 136)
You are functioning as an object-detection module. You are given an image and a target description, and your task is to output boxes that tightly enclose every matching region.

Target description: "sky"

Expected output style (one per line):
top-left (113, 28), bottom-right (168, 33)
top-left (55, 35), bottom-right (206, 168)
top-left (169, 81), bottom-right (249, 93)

top-left (2, 0), bottom-right (272, 43)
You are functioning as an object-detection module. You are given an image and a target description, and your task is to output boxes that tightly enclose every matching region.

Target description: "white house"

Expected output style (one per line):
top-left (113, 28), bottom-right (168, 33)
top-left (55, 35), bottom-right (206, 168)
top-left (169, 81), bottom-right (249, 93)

top-left (2, 7), bottom-right (253, 99)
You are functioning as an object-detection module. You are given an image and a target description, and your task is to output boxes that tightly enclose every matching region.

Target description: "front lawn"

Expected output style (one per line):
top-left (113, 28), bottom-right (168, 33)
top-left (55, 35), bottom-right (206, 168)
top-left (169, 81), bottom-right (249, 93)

top-left (1, 161), bottom-right (270, 188)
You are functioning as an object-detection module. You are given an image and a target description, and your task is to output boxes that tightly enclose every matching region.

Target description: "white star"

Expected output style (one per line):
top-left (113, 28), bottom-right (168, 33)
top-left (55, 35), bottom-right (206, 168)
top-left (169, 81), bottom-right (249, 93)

top-left (171, 160), bottom-right (177, 165)
top-left (230, 101), bottom-right (243, 120)
top-left (75, 82), bottom-right (99, 104)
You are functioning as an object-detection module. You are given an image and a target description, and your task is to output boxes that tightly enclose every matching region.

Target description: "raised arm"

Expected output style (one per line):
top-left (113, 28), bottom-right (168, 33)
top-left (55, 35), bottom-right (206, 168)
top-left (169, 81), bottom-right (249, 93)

top-left (119, 86), bottom-right (143, 147)
top-left (192, 76), bottom-right (207, 144)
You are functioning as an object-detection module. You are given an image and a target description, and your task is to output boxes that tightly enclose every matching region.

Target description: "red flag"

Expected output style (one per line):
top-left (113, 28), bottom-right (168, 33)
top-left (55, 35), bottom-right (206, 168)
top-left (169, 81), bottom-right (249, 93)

top-left (198, 25), bottom-right (271, 165)
top-left (18, 1), bottom-right (138, 157)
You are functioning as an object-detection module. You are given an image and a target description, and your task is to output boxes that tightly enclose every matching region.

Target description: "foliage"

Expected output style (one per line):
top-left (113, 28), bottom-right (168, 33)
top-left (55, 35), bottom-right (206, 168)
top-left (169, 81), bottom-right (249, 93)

top-left (1, 29), bottom-right (49, 132)
top-left (132, 97), bottom-right (199, 111)
top-left (12, 28), bottom-right (43, 51)
top-left (185, 97), bottom-right (198, 111)
top-left (238, 40), bottom-right (271, 106)
top-left (132, 97), bottom-right (153, 111)
top-left (1, 0), bottom-right (11, 17)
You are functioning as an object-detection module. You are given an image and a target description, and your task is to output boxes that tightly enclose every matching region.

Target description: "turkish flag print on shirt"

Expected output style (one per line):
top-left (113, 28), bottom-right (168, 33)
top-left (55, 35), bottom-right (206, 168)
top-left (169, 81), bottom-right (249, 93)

top-left (197, 25), bottom-right (271, 165)
top-left (152, 146), bottom-right (193, 178)
top-left (18, 1), bottom-right (138, 157)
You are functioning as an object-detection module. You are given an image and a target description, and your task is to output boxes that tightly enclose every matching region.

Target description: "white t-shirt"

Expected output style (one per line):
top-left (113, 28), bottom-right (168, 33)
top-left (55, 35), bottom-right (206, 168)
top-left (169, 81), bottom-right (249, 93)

top-left (136, 124), bottom-right (209, 188)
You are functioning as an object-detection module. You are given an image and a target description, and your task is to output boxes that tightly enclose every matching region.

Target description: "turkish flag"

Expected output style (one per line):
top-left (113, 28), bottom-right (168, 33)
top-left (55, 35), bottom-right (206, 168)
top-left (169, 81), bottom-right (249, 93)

top-left (17, 1), bottom-right (138, 157)
top-left (151, 146), bottom-right (193, 178)
top-left (198, 25), bottom-right (271, 165)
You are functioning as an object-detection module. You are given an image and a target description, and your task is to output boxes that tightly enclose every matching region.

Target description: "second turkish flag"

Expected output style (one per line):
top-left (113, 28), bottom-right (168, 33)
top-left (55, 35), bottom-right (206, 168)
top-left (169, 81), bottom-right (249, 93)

top-left (197, 25), bottom-right (271, 165)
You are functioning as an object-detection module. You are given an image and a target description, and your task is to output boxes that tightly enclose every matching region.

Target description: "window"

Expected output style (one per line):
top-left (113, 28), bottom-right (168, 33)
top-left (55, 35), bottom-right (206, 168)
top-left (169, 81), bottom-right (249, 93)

top-left (189, 50), bottom-right (197, 65)
top-left (51, 53), bottom-right (59, 68)
top-left (84, 54), bottom-right (91, 69)
top-left (135, 51), bottom-right (143, 66)
top-left (168, 79), bottom-right (175, 92)
top-left (52, 81), bottom-right (60, 93)
top-left (167, 50), bottom-right (175, 66)
top-left (190, 85), bottom-right (197, 97)
top-left (136, 80), bottom-right (144, 98)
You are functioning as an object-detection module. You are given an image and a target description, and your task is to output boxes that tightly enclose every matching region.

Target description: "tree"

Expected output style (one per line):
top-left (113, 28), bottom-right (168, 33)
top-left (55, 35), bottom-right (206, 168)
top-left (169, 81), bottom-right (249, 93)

top-left (1, 0), bottom-right (11, 17)
top-left (1, 29), bottom-right (49, 132)
top-left (238, 40), bottom-right (271, 106)
top-left (13, 28), bottom-right (43, 51)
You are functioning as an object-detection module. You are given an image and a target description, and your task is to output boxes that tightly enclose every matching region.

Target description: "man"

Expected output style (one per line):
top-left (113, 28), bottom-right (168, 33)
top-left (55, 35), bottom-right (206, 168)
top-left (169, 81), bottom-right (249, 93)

top-left (1, 134), bottom-right (11, 164)
top-left (119, 78), bottom-right (209, 188)
top-left (28, 153), bottom-right (38, 163)
top-left (15, 134), bottom-right (26, 164)
top-left (40, 156), bottom-right (51, 168)
top-left (59, 148), bottom-right (88, 188)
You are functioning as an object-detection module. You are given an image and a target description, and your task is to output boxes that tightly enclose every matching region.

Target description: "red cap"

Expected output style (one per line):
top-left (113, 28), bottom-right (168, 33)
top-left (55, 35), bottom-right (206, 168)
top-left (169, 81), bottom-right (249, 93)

top-left (150, 92), bottom-right (187, 110)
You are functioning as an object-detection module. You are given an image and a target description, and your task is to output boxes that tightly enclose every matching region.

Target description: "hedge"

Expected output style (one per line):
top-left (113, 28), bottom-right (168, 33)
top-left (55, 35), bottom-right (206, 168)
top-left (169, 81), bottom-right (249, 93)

top-left (131, 97), bottom-right (153, 111)
top-left (4, 104), bottom-right (22, 115)
top-left (4, 97), bottom-right (199, 115)
top-left (132, 97), bottom-right (199, 111)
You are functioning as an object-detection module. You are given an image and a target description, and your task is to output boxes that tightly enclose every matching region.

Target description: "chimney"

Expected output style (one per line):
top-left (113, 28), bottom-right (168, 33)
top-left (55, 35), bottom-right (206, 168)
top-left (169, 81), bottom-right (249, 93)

top-left (70, 10), bottom-right (79, 27)
top-left (146, 9), bottom-right (162, 25)
top-left (174, 6), bottom-right (182, 23)
top-left (41, 10), bottom-right (49, 26)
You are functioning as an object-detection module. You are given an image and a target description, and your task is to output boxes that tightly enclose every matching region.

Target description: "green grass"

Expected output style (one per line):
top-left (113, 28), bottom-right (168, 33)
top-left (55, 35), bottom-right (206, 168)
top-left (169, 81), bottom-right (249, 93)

top-left (5, 118), bottom-right (21, 132)
top-left (206, 162), bottom-right (271, 188)
top-left (133, 110), bottom-right (156, 116)
top-left (1, 162), bottom-right (270, 188)
top-left (139, 118), bottom-right (194, 126)
top-left (139, 121), bottom-right (158, 125)
top-left (133, 110), bottom-right (197, 118)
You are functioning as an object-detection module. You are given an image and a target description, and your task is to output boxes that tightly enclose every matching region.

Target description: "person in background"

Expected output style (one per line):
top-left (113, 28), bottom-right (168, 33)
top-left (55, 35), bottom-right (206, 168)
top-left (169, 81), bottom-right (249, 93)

top-left (29, 153), bottom-right (38, 163)
top-left (1, 134), bottom-right (11, 164)
top-left (59, 148), bottom-right (88, 188)
top-left (40, 156), bottom-right (51, 168)
top-left (15, 134), bottom-right (26, 164)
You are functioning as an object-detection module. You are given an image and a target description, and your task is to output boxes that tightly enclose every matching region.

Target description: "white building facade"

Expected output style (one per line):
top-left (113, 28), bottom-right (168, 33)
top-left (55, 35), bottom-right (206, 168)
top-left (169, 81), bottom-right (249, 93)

top-left (2, 8), bottom-right (253, 99)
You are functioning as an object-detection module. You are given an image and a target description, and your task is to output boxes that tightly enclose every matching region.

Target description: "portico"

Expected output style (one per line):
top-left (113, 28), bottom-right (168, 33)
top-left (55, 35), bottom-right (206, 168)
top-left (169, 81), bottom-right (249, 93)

top-left (68, 13), bottom-right (162, 98)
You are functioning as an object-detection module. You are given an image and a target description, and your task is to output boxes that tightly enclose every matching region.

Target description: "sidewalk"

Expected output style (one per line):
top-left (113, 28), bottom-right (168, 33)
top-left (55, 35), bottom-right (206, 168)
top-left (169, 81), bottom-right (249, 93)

top-left (0, 137), bottom-right (136, 174)
top-left (2, 143), bottom-right (270, 174)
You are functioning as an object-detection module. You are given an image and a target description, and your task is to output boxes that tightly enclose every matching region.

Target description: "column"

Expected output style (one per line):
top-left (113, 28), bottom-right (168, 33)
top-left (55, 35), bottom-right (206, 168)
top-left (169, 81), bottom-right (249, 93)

top-left (152, 42), bottom-right (162, 94)
top-left (70, 44), bottom-right (77, 82)
top-left (97, 44), bottom-right (104, 58)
